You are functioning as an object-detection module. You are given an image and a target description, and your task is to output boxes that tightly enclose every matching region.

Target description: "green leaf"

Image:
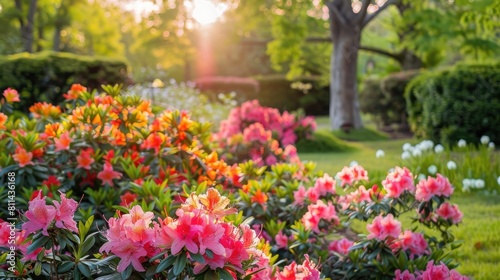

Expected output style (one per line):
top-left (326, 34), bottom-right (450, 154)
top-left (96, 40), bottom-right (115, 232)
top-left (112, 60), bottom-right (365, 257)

top-left (218, 268), bottom-right (234, 280)
top-left (58, 261), bottom-right (75, 273)
top-left (173, 253), bottom-right (187, 276)
top-left (80, 236), bottom-right (95, 256)
top-left (156, 254), bottom-right (176, 273)
top-left (77, 262), bottom-right (92, 277)
top-left (27, 235), bottom-right (50, 254)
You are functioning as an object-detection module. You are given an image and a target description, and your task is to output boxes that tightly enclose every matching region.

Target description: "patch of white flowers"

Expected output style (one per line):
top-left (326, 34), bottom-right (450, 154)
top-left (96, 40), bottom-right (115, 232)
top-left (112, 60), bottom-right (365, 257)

top-left (462, 178), bottom-right (486, 192)
top-left (375, 149), bottom-right (385, 158)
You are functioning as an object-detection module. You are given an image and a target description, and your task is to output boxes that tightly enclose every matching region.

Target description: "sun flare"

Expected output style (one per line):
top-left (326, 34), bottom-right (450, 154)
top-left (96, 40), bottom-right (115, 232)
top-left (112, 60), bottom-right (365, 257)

top-left (190, 0), bottom-right (226, 25)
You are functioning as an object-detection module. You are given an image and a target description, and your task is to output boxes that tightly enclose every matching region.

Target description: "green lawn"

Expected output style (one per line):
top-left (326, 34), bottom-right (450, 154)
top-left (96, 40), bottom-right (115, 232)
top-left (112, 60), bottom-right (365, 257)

top-left (300, 136), bottom-right (500, 280)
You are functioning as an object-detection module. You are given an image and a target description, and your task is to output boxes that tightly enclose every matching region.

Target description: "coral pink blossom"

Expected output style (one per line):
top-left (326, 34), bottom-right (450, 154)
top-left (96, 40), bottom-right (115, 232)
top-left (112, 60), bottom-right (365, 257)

top-left (382, 167), bottom-right (415, 198)
top-left (399, 230), bottom-right (428, 258)
top-left (329, 238), bottom-right (354, 255)
top-left (3, 88), bottom-right (20, 103)
top-left (366, 214), bottom-right (401, 241)
top-left (100, 205), bottom-right (156, 272)
top-left (436, 202), bottom-right (463, 224)
top-left (13, 147), bottom-right (34, 167)
top-left (274, 254), bottom-right (321, 280)
top-left (22, 193), bottom-right (57, 236)
top-left (54, 131), bottom-right (71, 151)
top-left (76, 148), bottom-right (94, 170)
top-left (394, 269), bottom-right (416, 280)
top-left (275, 231), bottom-right (289, 249)
top-left (337, 165), bottom-right (368, 187)
top-left (302, 200), bottom-right (339, 233)
top-left (293, 185), bottom-right (308, 206)
top-left (314, 173), bottom-right (336, 196)
top-left (97, 163), bottom-right (122, 186)
top-left (415, 174), bottom-right (453, 201)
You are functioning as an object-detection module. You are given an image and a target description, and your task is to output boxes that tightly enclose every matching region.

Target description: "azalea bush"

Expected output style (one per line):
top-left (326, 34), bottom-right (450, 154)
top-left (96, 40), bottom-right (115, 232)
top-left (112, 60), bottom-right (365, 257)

top-left (0, 84), bottom-right (470, 279)
top-left (230, 160), bottom-right (469, 279)
top-left (214, 100), bottom-right (316, 165)
top-left (399, 138), bottom-right (499, 193)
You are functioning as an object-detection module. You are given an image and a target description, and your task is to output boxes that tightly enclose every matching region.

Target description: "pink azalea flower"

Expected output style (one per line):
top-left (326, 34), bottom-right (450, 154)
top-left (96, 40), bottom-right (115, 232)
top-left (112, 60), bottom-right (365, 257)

top-left (399, 230), bottom-right (429, 258)
top-left (383, 167), bottom-right (415, 198)
top-left (416, 174), bottom-right (453, 202)
top-left (54, 131), bottom-right (72, 151)
top-left (22, 192), bottom-right (57, 236)
top-left (302, 200), bottom-right (339, 233)
top-left (436, 202), bottom-right (463, 224)
top-left (52, 193), bottom-right (79, 233)
top-left (275, 231), bottom-right (289, 249)
top-left (3, 88), bottom-right (20, 103)
top-left (97, 162), bottom-right (122, 186)
top-left (366, 214), bottom-right (401, 241)
top-left (329, 238), bottom-right (354, 255)
top-left (314, 173), bottom-right (336, 196)
top-left (337, 166), bottom-right (354, 187)
top-left (293, 185), bottom-right (308, 206)
top-left (162, 209), bottom-right (204, 255)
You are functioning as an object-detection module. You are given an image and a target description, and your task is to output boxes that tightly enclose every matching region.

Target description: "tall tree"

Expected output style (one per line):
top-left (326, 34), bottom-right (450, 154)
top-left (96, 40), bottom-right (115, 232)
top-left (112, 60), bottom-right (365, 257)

top-left (14, 0), bottom-right (38, 53)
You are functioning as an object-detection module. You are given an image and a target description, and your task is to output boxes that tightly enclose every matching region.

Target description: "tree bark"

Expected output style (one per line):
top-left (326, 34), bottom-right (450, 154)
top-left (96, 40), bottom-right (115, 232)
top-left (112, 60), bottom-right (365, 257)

top-left (19, 0), bottom-right (37, 53)
top-left (329, 24), bottom-right (363, 130)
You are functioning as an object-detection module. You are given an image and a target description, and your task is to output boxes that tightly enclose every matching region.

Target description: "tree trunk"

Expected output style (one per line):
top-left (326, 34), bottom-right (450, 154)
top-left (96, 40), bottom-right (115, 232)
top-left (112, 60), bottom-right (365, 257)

top-left (329, 26), bottom-right (363, 130)
top-left (20, 0), bottom-right (37, 53)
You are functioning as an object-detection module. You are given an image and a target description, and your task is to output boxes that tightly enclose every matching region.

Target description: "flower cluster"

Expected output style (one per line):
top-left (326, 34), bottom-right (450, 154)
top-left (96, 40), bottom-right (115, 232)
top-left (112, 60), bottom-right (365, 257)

top-left (395, 261), bottom-right (469, 280)
top-left (22, 192), bottom-right (78, 236)
top-left (100, 188), bottom-right (271, 278)
top-left (214, 100), bottom-right (315, 166)
top-left (274, 255), bottom-right (321, 280)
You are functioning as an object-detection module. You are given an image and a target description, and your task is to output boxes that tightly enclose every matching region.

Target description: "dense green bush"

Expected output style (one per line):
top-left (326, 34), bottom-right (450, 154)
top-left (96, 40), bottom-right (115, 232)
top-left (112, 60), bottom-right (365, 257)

top-left (405, 61), bottom-right (500, 145)
top-left (194, 75), bottom-right (329, 114)
top-left (0, 51), bottom-right (128, 111)
top-left (360, 70), bottom-right (419, 129)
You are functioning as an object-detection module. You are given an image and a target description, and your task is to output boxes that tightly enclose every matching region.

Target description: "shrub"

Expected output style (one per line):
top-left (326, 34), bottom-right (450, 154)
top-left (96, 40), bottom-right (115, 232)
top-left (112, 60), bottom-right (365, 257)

top-left (0, 84), bottom-right (469, 279)
top-left (0, 51), bottom-right (129, 112)
top-left (405, 61), bottom-right (500, 145)
top-left (360, 70), bottom-right (419, 129)
top-left (214, 100), bottom-right (316, 165)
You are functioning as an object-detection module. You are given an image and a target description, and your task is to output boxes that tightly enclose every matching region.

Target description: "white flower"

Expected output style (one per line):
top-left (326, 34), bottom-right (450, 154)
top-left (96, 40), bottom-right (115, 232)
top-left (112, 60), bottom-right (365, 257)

top-left (497, 176), bottom-right (500, 186)
top-left (489, 142), bottom-right (495, 150)
top-left (428, 165), bottom-right (437, 174)
top-left (462, 178), bottom-right (472, 188)
top-left (401, 151), bottom-right (411, 160)
top-left (474, 179), bottom-right (485, 189)
top-left (434, 144), bottom-right (444, 153)
top-left (375, 149), bottom-right (385, 158)
top-left (419, 140), bottom-right (434, 151)
top-left (480, 135), bottom-right (490, 145)
top-left (412, 148), bottom-right (422, 157)
top-left (458, 139), bottom-right (467, 148)
top-left (402, 143), bottom-right (413, 152)
top-left (447, 161), bottom-right (457, 170)
top-left (350, 161), bottom-right (359, 167)
top-left (417, 174), bottom-right (427, 181)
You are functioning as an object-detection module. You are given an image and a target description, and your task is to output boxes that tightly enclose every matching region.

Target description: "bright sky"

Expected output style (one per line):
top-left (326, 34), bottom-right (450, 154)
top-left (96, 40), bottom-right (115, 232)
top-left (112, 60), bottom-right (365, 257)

top-left (122, 0), bottom-right (227, 25)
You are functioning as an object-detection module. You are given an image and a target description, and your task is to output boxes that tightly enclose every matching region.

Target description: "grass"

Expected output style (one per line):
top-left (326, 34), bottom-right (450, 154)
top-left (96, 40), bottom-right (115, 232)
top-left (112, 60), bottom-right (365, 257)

top-left (314, 116), bottom-right (389, 142)
top-left (299, 136), bottom-right (500, 280)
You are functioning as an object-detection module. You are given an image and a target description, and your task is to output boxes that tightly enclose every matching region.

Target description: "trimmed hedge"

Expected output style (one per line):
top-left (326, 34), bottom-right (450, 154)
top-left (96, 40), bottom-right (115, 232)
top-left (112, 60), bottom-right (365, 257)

top-left (0, 51), bottom-right (128, 111)
top-left (360, 70), bottom-right (419, 129)
top-left (194, 75), bottom-right (329, 115)
top-left (405, 61), bottom-right (500, 145)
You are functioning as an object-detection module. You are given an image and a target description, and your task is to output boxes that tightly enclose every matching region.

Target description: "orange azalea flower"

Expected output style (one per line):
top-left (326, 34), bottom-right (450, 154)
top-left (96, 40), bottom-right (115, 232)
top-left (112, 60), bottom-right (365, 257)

top-left (142, 132), bottom-right (166, 154)
top-left (97, 163), bottom-right (122, 186)
top-left (111, 129), bottom-right (127, 146)
top-left (0, 112), bottom-right (7, 130)
top-left (119, 191), bottom-right (138, 207)
top-left (29, 102), bottom-right (62, 118)
top-left (198, 188), bottom-right (237, 218)
top-left (32, 148), bottom-right (44, 158)
top-left (251, 189), bottom-right (268, 204)
top-left (3, 88), bottom-right (20, 103)
top-left (44, 123), bottom-right (64, 137)
top-left (77, 148), bottom-right (95, 170)
top-left (13, 147), bottom-right (34, 167)
top-left (54, 131), bottom-right (71, 151)
top-left (63, 84), bottom-right (87, 100)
